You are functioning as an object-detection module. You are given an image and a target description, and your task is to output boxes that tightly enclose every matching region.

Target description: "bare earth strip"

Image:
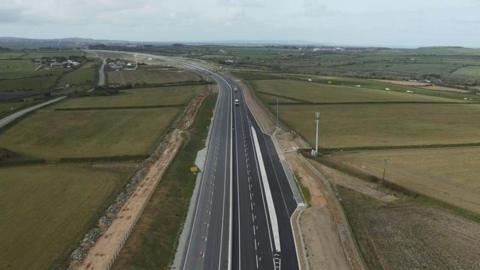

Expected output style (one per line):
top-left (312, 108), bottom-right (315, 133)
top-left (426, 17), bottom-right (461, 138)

top-left (69, 90), bottom-right (209, 270)
top-left (376, 79), bottom-right (431, 87)
top-left (376, 79), bottom-right (469, 93)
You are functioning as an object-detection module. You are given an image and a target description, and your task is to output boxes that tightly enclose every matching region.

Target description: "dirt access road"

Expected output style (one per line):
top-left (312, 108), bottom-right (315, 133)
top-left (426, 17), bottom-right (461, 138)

top-left (69, 85), bottom-right (210, 270)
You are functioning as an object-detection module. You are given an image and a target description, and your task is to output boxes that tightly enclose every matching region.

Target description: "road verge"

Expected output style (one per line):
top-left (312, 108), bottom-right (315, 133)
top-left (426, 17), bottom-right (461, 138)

top-left (235, 72), bottom-right (365, 270)
top-left (68, 88), bottom-right (211, 270)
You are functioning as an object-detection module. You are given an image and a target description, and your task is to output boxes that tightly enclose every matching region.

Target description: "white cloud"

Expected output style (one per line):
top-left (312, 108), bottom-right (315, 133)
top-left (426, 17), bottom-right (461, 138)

top-left (0, 0), bottom-right (479, 47)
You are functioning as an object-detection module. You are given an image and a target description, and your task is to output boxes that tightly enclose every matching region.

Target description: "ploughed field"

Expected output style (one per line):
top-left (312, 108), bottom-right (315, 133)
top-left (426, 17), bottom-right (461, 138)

top-left (326, 147), bottom-right (480, 215)
top-left (338, 187), bottom-right (480, 270)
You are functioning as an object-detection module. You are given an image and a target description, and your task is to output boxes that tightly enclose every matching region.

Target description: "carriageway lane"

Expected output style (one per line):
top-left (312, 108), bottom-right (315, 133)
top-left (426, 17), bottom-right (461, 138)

top-left (178, 59), bottom-right (299, 270)
top-left (230, 76), bottom-right (299, 270)
top-left (232, 86), bottom-right (275, 270)
top-left (181, 72), bottom-right (232, 270)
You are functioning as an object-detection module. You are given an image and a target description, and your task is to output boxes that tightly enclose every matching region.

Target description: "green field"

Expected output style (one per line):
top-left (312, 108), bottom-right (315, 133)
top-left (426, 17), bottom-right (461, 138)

top-left (0, 59), bottom-right (62, 80)
top-left (252, 79), bottom-right (459, 103)
top-left (190, 46), bottom-right (480, 85)
top-left (257, 93), bottom-right (300, 104)
top-left (276, 104), bottom-right (480, 148)
top-left (453, 66), bottom-right (480, 78)
top-left (0, 50), bottom-right (89, 93)
top-left (0, 59), bottom-right (61, 80)
top-left (0, 52), bottom-right (27, 60)
top-left (57, 61), bottom-right (97, 91)
top-left (0, 59), bottom-right (38, 79)
top-left (0, 100), bottom-right (39, 117)
top-left (55, 85), bottom-right (205, 109)
top-left (0, 164), bottom-right (134, 270)
top-left (0, 52), bottom-right (205, 270)
top-left (20, 50), bottom-right (84, 59)
top-left (107, 67), bottom-right (201, 86)
top-left (0, 108), bottom-right (181, 159)
top-left (0, 74), bottom-right (62, 92)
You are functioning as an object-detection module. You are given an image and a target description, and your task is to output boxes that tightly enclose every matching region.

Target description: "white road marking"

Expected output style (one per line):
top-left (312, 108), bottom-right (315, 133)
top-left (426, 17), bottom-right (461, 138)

top-left (250, 127), bottom-right (282, 253)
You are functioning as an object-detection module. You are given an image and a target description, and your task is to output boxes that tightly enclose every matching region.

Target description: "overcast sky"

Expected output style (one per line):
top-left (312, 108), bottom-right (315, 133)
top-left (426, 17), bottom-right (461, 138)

top-left (0, 0), bottom-right (479, 47)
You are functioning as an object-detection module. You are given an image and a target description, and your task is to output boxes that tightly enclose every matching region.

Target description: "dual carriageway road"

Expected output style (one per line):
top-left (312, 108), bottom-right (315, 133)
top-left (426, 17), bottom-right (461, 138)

top-left (178, 63), bottom-right (301, 270)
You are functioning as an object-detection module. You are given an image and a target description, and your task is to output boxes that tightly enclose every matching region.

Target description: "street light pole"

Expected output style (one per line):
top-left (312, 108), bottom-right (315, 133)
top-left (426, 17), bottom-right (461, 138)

top-left (315, 112), bottom-right (320, 156)
top-left (276, 97), bottom-right (279, 127)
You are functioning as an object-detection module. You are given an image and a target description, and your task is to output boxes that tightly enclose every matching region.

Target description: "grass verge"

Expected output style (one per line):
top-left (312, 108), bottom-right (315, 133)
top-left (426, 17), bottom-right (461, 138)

top-left (293, 171), bottom-right (311, 206)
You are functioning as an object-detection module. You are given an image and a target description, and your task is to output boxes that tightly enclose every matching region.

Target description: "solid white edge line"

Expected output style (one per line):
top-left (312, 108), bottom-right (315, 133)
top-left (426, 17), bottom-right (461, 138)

top-left (88, 53), bottom-right (235, 270)
top-left (211, 74), bottom-right (234, 270)
top-left (250, 127), bottom-right (281, 253)
top-left (181, 84), bottom-right (223, 270)
top-left (163, 62), bottom-right (233, 270)
top-left (214, 75), bottom-right (230, 270)
top-left (291, 206), bottom-right (308, 270)
top-left (234, 88), bottom-right (242, 270)
top-left (228, 77), bottom-right (234, 270)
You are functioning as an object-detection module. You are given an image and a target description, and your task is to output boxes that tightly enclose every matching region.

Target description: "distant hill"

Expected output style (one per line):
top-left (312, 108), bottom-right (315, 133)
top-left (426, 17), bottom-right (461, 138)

top-left (0, 37), bottom-right (331, 50)
top-left (0, 37), bottom-right (140, 49)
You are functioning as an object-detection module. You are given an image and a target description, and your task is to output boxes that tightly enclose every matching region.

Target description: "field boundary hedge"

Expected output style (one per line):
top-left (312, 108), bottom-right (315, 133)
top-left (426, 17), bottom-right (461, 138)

top-left (58, 154), bottom-right (149, 163)
top-left (318, 142), bottom-right (480, 153)
top-left (267, 101), bottom-right (474, 105)
top-left (312, 153), bottom-right (480, 223)
top-left (55, 104), bottom-right (186, 111)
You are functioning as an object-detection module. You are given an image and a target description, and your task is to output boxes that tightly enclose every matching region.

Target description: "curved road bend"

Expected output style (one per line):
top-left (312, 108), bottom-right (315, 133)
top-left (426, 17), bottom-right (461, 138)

top-left (181, 69), bottom-right (232, 270)
top-left (179, 63), bottom-right (299, 270)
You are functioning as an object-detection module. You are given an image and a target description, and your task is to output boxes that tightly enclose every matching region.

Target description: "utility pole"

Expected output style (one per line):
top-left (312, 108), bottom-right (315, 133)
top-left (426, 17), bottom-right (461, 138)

top-left (314, 112), bottom-right (320, 156)
top-left (382, 158), bottom-right (389, 182)
top-left (276, 97), bottom-right (279, 127)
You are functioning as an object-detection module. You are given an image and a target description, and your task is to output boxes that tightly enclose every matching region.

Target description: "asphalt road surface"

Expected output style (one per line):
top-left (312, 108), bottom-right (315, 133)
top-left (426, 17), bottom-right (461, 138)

top-left (98, 58), bottom-right (106, 86)
top-left (180, 64), bottom-right (299, 270)
top-left (182, 69), bottom-right (232, 270)
top-left (0, 96), bottom-right (66, 129)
